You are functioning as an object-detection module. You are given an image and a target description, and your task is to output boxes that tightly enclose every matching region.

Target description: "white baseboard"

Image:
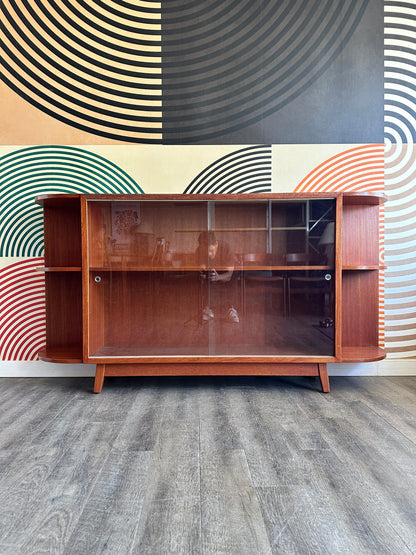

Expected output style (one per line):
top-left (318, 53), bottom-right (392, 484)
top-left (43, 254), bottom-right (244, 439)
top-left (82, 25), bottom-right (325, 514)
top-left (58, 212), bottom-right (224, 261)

top-left (0, 361), bottom-right (94, 377)
top-left (1, 359), bottom-right (415, 377)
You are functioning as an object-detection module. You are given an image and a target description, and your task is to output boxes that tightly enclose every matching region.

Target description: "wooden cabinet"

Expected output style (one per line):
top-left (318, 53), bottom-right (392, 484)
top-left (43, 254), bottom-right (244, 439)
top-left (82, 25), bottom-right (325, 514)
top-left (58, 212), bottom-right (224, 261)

top-left (36, 193), bottom-right (386, 392)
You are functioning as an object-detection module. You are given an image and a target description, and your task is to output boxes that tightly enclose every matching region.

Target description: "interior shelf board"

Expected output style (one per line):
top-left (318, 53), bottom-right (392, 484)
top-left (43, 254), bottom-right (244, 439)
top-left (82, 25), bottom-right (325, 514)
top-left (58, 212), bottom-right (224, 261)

top-left (175, 227), bottom-right (269, 232)
top-left (41, 266), bottom-right (82, 272)
top-left (88, 265), bottom-right (333, 272)
top-left (342, 265), bottom-right (381, 271)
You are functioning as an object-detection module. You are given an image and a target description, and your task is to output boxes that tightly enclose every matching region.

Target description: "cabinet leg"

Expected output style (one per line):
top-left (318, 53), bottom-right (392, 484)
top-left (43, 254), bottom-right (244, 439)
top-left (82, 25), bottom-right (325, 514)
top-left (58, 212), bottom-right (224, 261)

top-left (94, 364), bottom-right (106, 393)
top-left (318, 363), bottom-right (330, 393)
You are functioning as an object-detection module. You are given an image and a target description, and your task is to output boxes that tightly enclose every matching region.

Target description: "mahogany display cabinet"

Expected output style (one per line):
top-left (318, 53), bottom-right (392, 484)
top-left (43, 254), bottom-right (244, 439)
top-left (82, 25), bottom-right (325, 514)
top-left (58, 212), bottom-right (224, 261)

top-left (36, 193), bottom-right (386, 392)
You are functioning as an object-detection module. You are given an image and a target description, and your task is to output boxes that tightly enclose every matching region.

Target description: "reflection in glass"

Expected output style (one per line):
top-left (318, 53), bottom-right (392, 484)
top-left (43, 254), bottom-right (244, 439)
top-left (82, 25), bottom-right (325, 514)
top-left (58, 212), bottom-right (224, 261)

top-left (86, 198), bottom-right (336, 358)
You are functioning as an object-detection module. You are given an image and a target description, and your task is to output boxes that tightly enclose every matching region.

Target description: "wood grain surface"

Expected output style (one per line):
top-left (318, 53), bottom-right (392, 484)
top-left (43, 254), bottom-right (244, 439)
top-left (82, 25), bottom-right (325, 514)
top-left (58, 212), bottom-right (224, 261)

top-left (0, 375), bottom-right (414, 554)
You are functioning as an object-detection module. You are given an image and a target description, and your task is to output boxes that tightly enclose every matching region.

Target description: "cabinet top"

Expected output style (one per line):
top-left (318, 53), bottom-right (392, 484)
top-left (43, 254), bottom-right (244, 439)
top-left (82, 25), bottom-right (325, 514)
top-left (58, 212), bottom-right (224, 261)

top-left (35, 191), bottom-right (387, 206)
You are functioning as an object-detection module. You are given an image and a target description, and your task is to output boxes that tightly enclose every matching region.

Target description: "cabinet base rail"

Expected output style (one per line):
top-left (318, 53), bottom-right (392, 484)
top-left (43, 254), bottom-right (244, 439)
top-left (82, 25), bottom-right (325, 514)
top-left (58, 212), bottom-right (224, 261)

top-left (93, 362), bottom-right (330, 393)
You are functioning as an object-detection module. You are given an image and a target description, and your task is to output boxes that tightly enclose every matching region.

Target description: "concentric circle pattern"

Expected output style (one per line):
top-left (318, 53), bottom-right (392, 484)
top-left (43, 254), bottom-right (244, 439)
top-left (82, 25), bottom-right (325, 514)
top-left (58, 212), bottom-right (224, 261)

top-left (183, 145), bottom-right (272, 194)
top-left (385, 1), bottom-right (416, 145)
top-left (0, 258), bottom-right (46, 361)
top-left (384, 1), bottom-right (416, 358)
top-left (0, 146), bottom-right (143, 257)
top-left (384, 145), bottom-right (416, 357)
top-left (1, 0), bottom-right (369, 143)
top-left (295, 144), bottom-right (385, 195)
top-left (1, 0), bottom-right (162, 142)
top-left (162, 0), bottom-right (368, 142)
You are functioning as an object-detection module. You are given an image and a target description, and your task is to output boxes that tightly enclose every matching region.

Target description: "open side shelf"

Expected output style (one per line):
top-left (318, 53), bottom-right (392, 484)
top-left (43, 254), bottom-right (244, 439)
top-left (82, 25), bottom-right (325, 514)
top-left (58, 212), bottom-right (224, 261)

top-left (341, 346), bottom-right (386, 362)
top-left (38, 347), bottom-right (83, 364)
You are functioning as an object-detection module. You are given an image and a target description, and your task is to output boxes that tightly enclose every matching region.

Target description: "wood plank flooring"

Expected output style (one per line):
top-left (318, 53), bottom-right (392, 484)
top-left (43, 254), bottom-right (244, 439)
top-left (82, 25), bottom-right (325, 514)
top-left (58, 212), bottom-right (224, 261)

top-left (0, 375), bottom-right (415, 554)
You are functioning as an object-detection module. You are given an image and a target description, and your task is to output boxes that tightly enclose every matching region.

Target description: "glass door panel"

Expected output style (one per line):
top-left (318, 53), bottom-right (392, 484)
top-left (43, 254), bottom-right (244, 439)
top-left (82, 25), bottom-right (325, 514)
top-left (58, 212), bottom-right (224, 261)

top-left (87, 200), bottom-right (208, 270)
top-left (86, 197), bottom-right (335, 359)
top-left (271, 199), bottom-right (335, 266)
top-left (212, 200), bottom-right (269, 263)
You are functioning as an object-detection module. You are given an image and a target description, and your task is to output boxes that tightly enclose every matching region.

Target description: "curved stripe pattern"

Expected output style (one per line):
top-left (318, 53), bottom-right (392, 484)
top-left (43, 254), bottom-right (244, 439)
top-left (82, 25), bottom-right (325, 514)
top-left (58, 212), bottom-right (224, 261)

top-left (295, 144), bottom-right (385, 195)
top-left (162, 0), bottom-right (368, 142)
top-left (384, 143), bottom-right (416, 357)
top-left (0, 258), bottom-right (46, 361)
top-left (183, 145), bottom-right (272, 194)
top-left (1, 0), bottom-right (162, 142)
top-left (1, 0), bottom-right (368, 143)
top-left (294, 144), bottom-right (385, 347)
top-left (0, 146), bottom-right (143, 257)
top-left (385, 1), bottom-right (416, 144)
top-left (384, 1), bottom-right (416, 358)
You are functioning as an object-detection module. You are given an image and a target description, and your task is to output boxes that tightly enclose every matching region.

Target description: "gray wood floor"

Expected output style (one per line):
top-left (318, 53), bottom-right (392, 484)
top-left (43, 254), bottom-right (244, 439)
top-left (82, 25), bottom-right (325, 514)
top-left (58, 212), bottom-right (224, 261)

top-left (0, 375), bottom-right (415, 554)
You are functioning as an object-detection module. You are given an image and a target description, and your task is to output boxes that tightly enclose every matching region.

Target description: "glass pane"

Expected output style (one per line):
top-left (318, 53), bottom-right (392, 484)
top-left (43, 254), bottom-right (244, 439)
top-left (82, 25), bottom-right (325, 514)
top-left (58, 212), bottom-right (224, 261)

top-left (271, 199), bottom-right (335, 266)
top-left (87, 200), bottom-right (208, 270)
top-left (87, 198), bottom-right (335, 358)
top-left (88, 270), bottom-right (211, 357)
top-left (212, 200), bottom-right (269, 263)
top-left (284, 270), bottom-right (335, 355)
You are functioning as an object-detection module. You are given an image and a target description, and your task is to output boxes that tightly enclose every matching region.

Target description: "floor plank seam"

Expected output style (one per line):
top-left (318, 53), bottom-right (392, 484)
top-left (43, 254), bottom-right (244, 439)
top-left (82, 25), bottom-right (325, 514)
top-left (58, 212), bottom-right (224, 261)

top-left (362, 403), bottom-right (416, 447)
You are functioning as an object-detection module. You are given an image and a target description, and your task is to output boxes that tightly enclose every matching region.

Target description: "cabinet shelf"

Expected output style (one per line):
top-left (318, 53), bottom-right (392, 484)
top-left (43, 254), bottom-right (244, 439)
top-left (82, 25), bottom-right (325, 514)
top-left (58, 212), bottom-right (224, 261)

top-left (341, 346), bottom-right (386, 362)
top-left (342, 192), bottom-right (387, 205)
top-left (39, 267), bottom-right (82, 272)
top-left (89, 265), bottom-right (333, 272)
top-left (342, 265), bottom-right (382, 271)
top-left (38, 347), bottom-right (83, 364)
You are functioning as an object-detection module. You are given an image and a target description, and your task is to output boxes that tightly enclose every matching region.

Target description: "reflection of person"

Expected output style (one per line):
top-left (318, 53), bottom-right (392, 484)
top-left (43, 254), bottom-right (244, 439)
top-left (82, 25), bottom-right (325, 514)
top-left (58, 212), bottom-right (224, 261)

top-left (196, 231), bottom-right (239, 323)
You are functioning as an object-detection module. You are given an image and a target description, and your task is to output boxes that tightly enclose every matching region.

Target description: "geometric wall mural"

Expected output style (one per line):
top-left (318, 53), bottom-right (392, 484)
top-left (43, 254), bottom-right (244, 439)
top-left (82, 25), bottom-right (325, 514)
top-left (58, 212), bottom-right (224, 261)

top-left (294, 144), bottom-right (384, 195)
top-left (1, 0), bottom-right (415, 368)
top-left (1, 2), bottom-right (162, 143)
top-left (384, 1), bottom-right (416, 358)
top-left (0, 146), bottom-right (142, 257)
top-left (163, 0), bottom-right (381, 143)
top-left (0, 258), bottom-right (45, 361)
top-left (183, 145), bottom-right (272, 194)
top-left (384, 146), bottom-right (416, 357)
top-left (1, 0), bottom-right (383, 144)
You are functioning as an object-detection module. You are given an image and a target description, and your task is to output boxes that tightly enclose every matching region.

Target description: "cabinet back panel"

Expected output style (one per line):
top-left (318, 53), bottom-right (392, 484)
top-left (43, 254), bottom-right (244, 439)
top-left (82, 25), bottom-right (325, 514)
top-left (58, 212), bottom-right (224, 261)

top-left (342, 271), bottom-right (379, 347)
top-left (342, 205), bottom-right (379, 267)
top-left (45, 273), bottom-right (82, 349)
top-left (44, 207), bottom-right (81, 267)
top-left (96, 272), bottom-right (209, 351)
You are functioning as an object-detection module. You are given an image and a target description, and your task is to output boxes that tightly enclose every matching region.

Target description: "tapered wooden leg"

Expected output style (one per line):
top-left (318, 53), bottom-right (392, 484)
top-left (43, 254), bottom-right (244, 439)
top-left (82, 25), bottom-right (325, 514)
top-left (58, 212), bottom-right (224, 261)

top-left (94, 364), bottom-right (105, 393)
top-left (318, 363), bottom-right (330, 393)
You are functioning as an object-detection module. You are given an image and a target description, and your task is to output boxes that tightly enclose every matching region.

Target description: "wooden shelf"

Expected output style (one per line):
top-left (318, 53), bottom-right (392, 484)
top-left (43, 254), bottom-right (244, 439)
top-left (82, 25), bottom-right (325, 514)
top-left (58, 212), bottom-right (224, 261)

top-left (342, 265), bottom-right (381, 271)
top-left (342, 192), bottom-right (387, 205)
top-left (89, 265), bottom-right (333, 272)
top-left (38, 347), bottom-right (83, 364)
top-left (35, 194), bottom-right (80, 207)
top-left (341, 346), bottom-right (386, 362)
top-left (39, 267), bottom-right (82, 272)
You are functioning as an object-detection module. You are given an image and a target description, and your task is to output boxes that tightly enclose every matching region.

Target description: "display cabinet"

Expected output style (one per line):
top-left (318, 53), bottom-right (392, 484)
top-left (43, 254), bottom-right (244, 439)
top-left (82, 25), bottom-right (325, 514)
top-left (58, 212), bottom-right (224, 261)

top-left (36, 193), bottom-right (386, 392)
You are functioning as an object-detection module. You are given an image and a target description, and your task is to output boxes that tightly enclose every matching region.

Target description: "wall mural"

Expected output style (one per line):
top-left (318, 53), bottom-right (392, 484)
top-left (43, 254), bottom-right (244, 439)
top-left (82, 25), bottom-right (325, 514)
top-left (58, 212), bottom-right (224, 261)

top-left (0, 258), bottom-right (45, 361)
top-left (1, 0), bottom-right (381, 144)
top-left (0, 0), bottom-right (414, 365)
top-left (384, 1), bottom-right (416, 358)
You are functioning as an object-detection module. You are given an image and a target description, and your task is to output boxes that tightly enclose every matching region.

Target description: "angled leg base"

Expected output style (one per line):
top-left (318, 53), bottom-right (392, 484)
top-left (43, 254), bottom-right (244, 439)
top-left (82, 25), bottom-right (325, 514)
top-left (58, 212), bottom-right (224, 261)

top-left (318, 363), bottom-right (330, 393)
top-left (94, 364), bottom-right (106, 393)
